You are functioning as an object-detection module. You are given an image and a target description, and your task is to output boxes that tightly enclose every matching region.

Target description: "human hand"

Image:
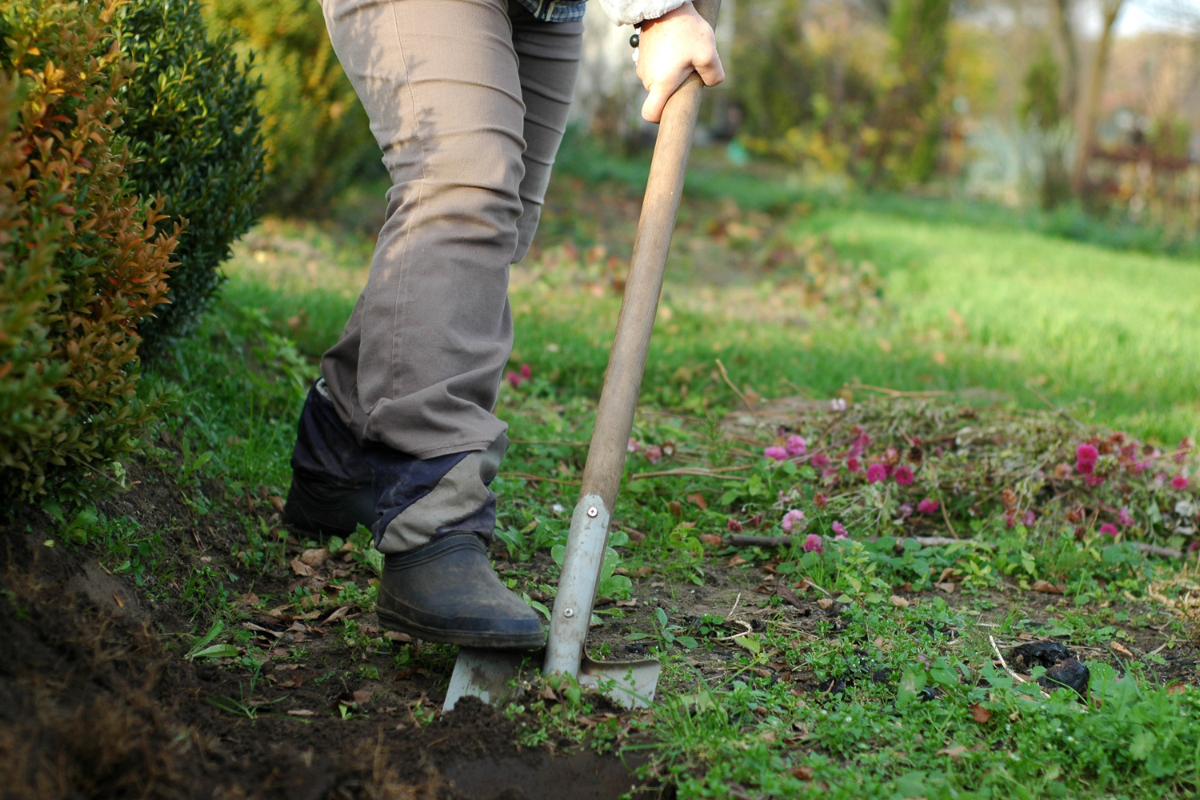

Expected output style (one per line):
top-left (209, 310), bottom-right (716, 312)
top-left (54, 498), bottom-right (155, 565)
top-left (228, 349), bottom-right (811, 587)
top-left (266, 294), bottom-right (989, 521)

top-left (636, 1), bottom-right (724, 124)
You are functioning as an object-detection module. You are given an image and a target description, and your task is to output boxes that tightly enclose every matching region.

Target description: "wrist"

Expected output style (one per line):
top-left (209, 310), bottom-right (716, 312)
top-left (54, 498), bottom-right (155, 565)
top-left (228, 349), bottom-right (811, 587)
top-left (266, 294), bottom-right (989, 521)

top-left (639, 0), bottom-right (693, 31)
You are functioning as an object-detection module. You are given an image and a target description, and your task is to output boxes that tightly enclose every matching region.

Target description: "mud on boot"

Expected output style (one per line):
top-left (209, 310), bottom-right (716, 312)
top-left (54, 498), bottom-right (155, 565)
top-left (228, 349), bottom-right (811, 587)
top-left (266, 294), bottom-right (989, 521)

top-left (377, 532), bottom-right (544, 649)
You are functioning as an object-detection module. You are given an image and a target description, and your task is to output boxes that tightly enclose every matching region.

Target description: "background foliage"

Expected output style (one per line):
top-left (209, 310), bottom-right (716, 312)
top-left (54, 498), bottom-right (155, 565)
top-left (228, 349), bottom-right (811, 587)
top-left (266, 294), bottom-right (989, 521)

top-left (0, 0), bottom-right (178, 508)
top-left (116, 0), bottom-right (266, 354)
top-left (202, 0), bottom-right (381, 215)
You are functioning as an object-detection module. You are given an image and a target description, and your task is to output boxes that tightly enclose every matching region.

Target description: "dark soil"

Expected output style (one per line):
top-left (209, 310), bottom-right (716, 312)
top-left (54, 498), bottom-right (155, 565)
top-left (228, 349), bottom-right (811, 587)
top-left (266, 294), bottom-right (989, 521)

top-left (0, 462), bottom-right (660, 800)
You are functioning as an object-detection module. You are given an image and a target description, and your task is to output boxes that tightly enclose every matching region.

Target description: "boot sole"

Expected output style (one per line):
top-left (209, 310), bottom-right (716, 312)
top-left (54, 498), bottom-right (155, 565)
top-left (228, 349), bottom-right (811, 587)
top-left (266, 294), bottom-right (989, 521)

top-left (377, 606), bottom-right (545, 650)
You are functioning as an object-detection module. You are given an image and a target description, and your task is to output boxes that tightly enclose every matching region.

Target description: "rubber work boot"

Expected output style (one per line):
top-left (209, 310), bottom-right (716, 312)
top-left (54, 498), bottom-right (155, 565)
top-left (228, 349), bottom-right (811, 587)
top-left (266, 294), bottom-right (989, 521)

top-left (283, 380), bottom-right (379, 538)
top-left (377, 532), bottom-right (544, 649)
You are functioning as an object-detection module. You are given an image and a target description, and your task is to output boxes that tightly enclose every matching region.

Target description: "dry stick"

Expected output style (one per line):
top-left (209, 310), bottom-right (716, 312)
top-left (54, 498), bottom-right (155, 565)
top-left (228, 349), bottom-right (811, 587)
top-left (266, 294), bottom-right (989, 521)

top-left (846, 383), bottom-right (950, 399)
top-left (798, 577), bottom-right (833, 597)
top-left (509, 439), bottom-right (589, 448)
top-left (725, 535), bottom-right (792, 547)
top-left (715, 358), bottom-right (759, 424)
top-left (989, 635), bottom-right (1028, 685)
top-left (631, 465), bottom-right (751, 481)
top-left (1024, 380), bottom-right (1086, 431)
top-left (939, 495), bottom-right (960, 539)
top-left (498, 471), bottom-right (580, 486)
top-left (1128, 541), bottom-right (1183, 559)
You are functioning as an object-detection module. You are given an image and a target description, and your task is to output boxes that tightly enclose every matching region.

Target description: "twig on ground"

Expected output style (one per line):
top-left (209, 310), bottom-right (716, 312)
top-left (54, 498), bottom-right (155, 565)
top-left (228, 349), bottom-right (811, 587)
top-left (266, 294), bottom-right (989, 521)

top-left (989, 635), bottom-right (1028, 685)
top-left (509, 439), bottom-right (588, 447)
top-left (724, 535), bottom-right (792, 547)
top-left (498, 471), bottom-right (580, 486)
top-left (846, 383), bottom-right (949, 399)
top-left (798, 577), bottom-right (832, 597)
top-left (1128, 542), bottom-right (1183, 558)
top-left (631, 466), bottom-right (750, 481)
top-left (716, 358), bottom-right (759, 424)
top-left (939, 497), bottom-right (960, 539)
top-left (727, 593), bottom-right (741, 621)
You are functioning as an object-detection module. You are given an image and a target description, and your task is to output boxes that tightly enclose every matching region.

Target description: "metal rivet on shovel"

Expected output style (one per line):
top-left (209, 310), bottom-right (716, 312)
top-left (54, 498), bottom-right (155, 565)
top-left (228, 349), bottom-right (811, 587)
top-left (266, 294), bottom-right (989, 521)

top-left (443, 0), bottom-right (722, 714)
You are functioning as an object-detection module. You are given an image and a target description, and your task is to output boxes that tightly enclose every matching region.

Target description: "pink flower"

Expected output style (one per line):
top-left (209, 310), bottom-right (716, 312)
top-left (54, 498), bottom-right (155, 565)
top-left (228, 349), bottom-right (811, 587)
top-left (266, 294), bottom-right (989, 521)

top-left (644, 445), bottom-right (662, 464)
top-left (1075, 444), bottom-right (1099, 475)
top-left (866, 463), bottom-right (886, 484)
top-left (627, 437), bottom-right (641, 453)
top-left (894, 465), bottom-right (914, 486)
top-left (1099, 523), bottom-right (1119, 537)
top-left (1190, 541), bottom-right (1200, 553)
top-left (726, 518), bottom-right (744, 533)
top-left (1085, 474), bottom-right (1106, 488)
top-left (897, 503), bottom-right (913, 519)
top-left (811, 453), bottom-right (830, 469)
top-left (520, 363), bottom-right (532, 380)
top-left (1172, 473), bottom-right (1189, 490)
top-left (917, 498), bottom-right (939, 514)
top-left (764, 446), bottom-right (788, 462)
top-left (832, 521), bottom-right (848, 539)
top-left (846, 457), bottom-right (861, 474)
top-left (786, 435), bottom-right (807, 457)
top-left (505, 370), bottom-right (525, 388)
top-left (1022, 510), bottom-right (1036, 527)
top-left (1119, 507), bottom-right (1134, 527)
top-left (782, 509), bottom-right (807, 533)
top-left (803, 533), bottom-right (825, 553)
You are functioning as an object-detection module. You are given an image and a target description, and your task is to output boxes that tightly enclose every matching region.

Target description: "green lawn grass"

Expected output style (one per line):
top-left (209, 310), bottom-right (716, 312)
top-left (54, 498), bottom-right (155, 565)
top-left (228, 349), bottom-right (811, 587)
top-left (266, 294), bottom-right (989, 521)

top-left (134, 147), bottom-right (1200, 799)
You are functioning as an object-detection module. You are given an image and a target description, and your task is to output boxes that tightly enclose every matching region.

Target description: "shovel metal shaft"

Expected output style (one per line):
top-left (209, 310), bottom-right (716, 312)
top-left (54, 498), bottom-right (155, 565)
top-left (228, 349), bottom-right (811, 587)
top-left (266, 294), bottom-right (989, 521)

top-left (544, 0), bottom-right (721, 681)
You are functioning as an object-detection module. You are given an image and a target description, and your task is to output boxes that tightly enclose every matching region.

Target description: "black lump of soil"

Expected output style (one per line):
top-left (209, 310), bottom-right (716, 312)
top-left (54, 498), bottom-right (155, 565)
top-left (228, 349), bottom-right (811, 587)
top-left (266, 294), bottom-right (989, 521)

top-left (1008, 640), bottom-right (1089, 698)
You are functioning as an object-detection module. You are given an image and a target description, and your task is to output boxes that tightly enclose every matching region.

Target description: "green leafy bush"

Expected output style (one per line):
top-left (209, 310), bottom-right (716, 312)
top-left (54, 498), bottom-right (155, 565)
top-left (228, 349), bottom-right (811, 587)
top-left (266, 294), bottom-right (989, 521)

top-left (0, 0), bottom-right (180, 508)
top-left (203, 0), bottom-right (381, 214)
top-left (115, 0), bottom-right (266, 353)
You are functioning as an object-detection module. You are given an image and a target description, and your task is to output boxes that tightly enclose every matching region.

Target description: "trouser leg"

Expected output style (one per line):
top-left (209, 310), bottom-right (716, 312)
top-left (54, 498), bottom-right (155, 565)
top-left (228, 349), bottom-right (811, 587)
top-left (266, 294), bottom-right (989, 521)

top-left (310, 0), bottom-right (581, 556)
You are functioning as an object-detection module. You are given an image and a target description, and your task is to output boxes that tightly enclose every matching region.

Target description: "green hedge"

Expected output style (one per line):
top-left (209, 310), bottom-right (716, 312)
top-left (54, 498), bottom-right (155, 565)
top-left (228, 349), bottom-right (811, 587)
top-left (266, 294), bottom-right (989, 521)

top-left (0, 0), bottom-right (177, 508)
top-left (117, 0), bottom-right (266, 353)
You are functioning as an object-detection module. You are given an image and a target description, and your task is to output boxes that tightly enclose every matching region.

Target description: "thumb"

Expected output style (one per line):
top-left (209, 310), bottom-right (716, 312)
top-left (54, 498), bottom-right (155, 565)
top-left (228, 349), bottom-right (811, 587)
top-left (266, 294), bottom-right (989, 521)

top-left (641, 83), bottom-right (670, 124)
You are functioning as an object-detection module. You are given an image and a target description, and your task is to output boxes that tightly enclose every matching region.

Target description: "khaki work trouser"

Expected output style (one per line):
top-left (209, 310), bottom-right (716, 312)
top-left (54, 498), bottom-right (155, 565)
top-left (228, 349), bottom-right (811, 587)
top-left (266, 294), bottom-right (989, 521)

top-left (318, 0), bottom-right (583, 460)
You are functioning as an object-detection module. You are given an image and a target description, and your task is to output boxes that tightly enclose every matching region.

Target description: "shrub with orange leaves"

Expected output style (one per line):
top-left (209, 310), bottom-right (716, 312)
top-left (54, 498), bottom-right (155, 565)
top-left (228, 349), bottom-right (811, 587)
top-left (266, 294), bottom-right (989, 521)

top-left (0, 0), bottom-right (180, 507)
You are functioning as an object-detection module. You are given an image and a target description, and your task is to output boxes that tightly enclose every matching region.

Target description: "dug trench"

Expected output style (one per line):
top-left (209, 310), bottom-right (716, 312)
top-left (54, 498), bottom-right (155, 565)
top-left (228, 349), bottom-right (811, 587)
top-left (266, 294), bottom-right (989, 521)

top-left (0, 460), bottom-right (663, 800)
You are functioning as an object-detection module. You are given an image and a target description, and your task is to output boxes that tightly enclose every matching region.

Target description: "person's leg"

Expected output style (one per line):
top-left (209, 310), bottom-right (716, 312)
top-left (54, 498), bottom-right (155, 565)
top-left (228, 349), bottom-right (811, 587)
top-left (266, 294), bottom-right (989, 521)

top-left (509, 6), bottom-right (584, 263)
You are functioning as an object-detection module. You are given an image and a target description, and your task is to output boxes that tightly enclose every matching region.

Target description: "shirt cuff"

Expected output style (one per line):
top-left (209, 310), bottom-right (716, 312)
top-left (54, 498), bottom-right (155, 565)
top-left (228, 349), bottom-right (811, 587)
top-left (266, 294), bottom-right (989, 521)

top-left (596, 0), bottom-right (688, 26)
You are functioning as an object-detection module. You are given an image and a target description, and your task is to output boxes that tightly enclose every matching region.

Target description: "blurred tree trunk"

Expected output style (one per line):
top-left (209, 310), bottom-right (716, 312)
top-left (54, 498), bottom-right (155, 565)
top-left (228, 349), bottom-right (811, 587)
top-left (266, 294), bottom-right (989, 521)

top-left (1070, 0), bottom-right (1126, 196)
top-left (1048, 0), bottom-right (1079, 118)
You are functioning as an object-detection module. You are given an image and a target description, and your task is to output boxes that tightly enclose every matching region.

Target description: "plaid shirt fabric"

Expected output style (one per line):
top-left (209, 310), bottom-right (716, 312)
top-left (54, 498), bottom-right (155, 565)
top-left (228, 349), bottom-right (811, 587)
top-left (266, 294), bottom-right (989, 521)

top-left (513, 0), bottom-right (587, 22)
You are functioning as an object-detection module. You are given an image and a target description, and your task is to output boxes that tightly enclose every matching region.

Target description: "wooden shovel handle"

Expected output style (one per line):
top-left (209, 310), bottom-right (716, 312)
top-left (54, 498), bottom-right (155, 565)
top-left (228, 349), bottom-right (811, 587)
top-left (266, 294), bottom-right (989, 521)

top-left (577, 0), bottom-right (721, 512)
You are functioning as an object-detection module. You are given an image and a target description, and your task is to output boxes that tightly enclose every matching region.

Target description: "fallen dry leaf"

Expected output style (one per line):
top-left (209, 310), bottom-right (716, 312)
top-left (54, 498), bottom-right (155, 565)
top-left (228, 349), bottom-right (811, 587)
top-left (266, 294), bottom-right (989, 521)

top-left (727, 554), bottom-right (748, 568)
top-left (776, 583), bottom-right (805, 610)
top-left (632, 566), bottom-right (653, 578)
top-left (1167, 683), bottom-right (1189, 695)
top-left (384, 630), bottom-right (413, 643)
top-left (289, 558), bottom-right (314, 577)
top-left (938, 745), bottom-right (968, 760)
top-left (686, 493), bottom-right (708, 511)
top-left (300, 548), bottom-right (332, 568)
top-left (888, 595), bottom-right (910, 608)
top-left (968, 703), bottom-right (992, 723)
top-left (667, 500), bottom-right (683, 516)
top-left (1031, 580), bottom-right (1065, 595)
top-left (935, 581), bottom-right (958, 594)
top-left (269, 495), bottom-right (286, 513)
top-left (1110, 641), bottom-right (1135, 659)
top-left (817, 598), bottom-right (834, 610)
top-left (324, 606), bottom-right (352, 624)
top-left (699, 533), bottom-right (724, 547)
top-left (352, 689), bottom-right (373, 705)
top-left (789, 765), bottom-right (814, 781)
top-left (287, 709), bottom-right (316, 717)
